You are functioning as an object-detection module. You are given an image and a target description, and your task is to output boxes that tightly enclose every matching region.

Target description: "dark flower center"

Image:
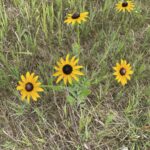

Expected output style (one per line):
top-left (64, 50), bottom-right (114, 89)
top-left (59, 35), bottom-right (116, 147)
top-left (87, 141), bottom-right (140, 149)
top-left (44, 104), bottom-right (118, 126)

top-left (63, 64), bottom-right (73, 75)
top-left (25, 82), bottom-right (34, 92)
top-left (122, 2), bottom-right (128, 7)
top-left (72, 12), bottom-right (80, 19)
top-left (120, 68), bottom-right (126, 76)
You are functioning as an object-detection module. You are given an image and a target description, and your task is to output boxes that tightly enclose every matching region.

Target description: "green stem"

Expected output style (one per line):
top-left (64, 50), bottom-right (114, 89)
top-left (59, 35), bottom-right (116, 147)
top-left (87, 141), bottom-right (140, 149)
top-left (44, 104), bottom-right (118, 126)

top-left (77, 25), bottom-right (80, 54)
top-left (77, 25), bottom-right (80, 44)
top-left (42, 85), bottom-right (64, 89)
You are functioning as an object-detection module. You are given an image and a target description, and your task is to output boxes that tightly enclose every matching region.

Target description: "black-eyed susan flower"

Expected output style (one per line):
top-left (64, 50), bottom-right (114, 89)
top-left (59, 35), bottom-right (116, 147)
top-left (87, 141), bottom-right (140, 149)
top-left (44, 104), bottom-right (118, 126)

top-left (53, 54), bottom-right (84, 85)
top-left (64, 12), bottom-right (89, 25)
top-left (115, 1), bottom-right (135, 12)
top-left (113, 60), bottom-right (133, 86)
top-left (17, 72), bottom-right (44, 102)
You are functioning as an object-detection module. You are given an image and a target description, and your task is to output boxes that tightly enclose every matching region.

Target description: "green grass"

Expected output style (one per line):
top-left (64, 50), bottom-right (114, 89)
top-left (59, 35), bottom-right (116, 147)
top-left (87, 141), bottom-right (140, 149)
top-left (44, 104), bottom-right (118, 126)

top-left (0, 0), bottom-right (150, 149)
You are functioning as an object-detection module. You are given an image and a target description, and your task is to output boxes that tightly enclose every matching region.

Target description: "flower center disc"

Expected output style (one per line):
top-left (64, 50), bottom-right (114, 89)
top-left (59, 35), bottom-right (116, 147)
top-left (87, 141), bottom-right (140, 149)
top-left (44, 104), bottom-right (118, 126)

top-left (72, 12), bottom-right (80, 19)
top-left (120, 68), bottom-right (126, 76)
top-left (25, 82), bottom-right (34, 91)
top-left (63, 64), bottom-right (73, 75)
top-left (122, 2), bottom-right (128, 7)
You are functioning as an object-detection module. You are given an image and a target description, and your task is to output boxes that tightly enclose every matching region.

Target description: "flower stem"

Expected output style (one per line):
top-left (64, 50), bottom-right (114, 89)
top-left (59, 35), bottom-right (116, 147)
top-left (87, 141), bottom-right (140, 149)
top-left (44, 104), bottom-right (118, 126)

top-left (77, 25), bottom-right (81, 54)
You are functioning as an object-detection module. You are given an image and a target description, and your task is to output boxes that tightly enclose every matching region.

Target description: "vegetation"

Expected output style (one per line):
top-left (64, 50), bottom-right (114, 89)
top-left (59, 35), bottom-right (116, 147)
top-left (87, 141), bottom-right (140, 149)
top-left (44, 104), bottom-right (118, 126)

top-left (0, 0), bottom-right (149, 149)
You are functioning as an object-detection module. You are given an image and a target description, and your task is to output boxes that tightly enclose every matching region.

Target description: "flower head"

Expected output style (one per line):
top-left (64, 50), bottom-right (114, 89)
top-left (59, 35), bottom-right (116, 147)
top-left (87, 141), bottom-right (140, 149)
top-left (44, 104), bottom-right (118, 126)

top-left (64, 12), bottom-right (89, 25)
top-left (17, 72), bottom-right (44, 102)
top-left (115, 1), bottom-right (135, 12)
top-left (113, 60), bottom-right (133, 86)
top-left (53, 54), bottom-right (84, 85)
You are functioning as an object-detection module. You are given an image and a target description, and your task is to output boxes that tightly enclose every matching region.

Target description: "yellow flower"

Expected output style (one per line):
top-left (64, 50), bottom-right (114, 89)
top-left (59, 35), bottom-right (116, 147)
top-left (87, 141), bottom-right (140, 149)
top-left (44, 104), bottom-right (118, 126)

top-left (113, 60), bottom-right (133, 86)
top-left (115, 1), bottom-right (135, 12)
top-left (64, 12), bottom-right (89, 25)
top-left (16, 72), bottom-right (44, 102)
top-left (53, 54), bottom-right (84, 85)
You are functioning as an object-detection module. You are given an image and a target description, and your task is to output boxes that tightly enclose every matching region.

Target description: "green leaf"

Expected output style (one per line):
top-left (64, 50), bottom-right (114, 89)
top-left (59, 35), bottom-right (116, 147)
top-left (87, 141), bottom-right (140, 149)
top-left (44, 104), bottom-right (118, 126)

top-left (66, 95), bottom-right (76, 106)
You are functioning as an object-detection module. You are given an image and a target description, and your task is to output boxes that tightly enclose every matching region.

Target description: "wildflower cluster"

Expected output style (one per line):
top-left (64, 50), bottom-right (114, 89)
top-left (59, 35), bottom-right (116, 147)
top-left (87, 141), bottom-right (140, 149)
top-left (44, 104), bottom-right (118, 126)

top-left (17, 1), bottom-right (135, 103)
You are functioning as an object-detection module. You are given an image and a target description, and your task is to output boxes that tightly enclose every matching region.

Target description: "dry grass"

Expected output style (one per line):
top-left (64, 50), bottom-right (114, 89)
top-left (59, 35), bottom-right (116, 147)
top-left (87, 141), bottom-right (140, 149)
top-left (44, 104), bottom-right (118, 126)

top-left (0, 0), bottom-right (150, 149)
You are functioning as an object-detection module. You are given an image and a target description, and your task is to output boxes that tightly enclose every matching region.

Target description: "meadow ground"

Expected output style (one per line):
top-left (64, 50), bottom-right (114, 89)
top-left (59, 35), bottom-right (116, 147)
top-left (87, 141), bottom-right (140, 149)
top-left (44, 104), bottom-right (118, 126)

top-left (0, 0), bottom-right (150, 149)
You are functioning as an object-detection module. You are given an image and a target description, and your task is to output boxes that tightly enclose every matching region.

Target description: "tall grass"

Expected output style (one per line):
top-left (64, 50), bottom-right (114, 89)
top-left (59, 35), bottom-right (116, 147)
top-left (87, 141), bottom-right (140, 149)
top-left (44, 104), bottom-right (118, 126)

top-left (0, 0), bottom-right (149, 149)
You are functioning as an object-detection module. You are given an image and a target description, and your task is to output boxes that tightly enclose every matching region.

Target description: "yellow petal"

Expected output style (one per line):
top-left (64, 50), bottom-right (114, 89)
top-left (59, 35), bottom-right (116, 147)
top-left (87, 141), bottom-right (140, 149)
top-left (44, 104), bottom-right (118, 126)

top-left (26, 72), bottom-right (30, 79)
top-left (66, 54), bottom-right (70, 63)
top-left (19, 81), bottom-right (23, 85)
top-left (123, 60), bottom-right (127, 65)
top-left (21, 75), bottom-right (26, 82)
top-left (74, 66), bottom-right (83, 69)
top-left (29, 73), bottom-right (35, 82)
top-left (121, 78), bottom-right (127, 86)
top-left (21, 94), bottom-right (26, 101)
top-left (68, 76), bottom-right (72, 84)
top-left (32, 95), bottom-right (37, 101)
top-left (60, 58), bottom-right (65, 65)
top-left (64, 17), bottom-right (72, 23)
top-left (56, 75), bottom-right (63, 84)
top-left (127, 64), bottom-right (131, 68)
top-left (71, 74), bottom-right (79, 81)
top-left (116, 76), bottom-right (121, 82)
top-left (81, 12), bottom-right (89, 16)
top-left (129, 70), bottom-right (133, 74)
top-left (33, 76), bottom-right (39, 82)
top-left (126, 75), bottom-right (131, 80)
top-left (53, 71), bottom-right (62, 77)
top-left (54, 66), bottom-right (60, 71)
top-left (17, 86), bottom-right (24, 90)
top-left (72, 20), bottom-right (76, 25)
top-left (36, 87), bottom-right (44, 92)
top-left (121, 59), bottom-right (124, 65)
top-left (71, 56), bottom-right (76, 63)
top-left (32, 93), bottom-right (40, 101)
top-left (63, 77), bottom-right (67, 85)
top-left (77, 19), bottom-right (81, 24)
top-left (113, 67), bottom-right (117, 71)
top-left (35, 82), bottom-right (42, 87)
top-left (73, 58), bottom-right (79, 65)
top-left (116, 63), bottom-right (120, 67)
top-left (113, 72), bottom-right (119, 76)
top-left (57, 61), bottom-right (62, 67)
top-left (27, 95), bottom-right (31, 103)
top-left (73, 70), bottom-right (84, 76)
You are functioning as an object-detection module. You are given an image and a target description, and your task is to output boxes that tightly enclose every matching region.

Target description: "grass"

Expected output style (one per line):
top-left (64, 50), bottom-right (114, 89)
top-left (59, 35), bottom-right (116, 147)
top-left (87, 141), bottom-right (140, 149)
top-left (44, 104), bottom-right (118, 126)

top-left (0, 0), bottom-right (150, 149)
